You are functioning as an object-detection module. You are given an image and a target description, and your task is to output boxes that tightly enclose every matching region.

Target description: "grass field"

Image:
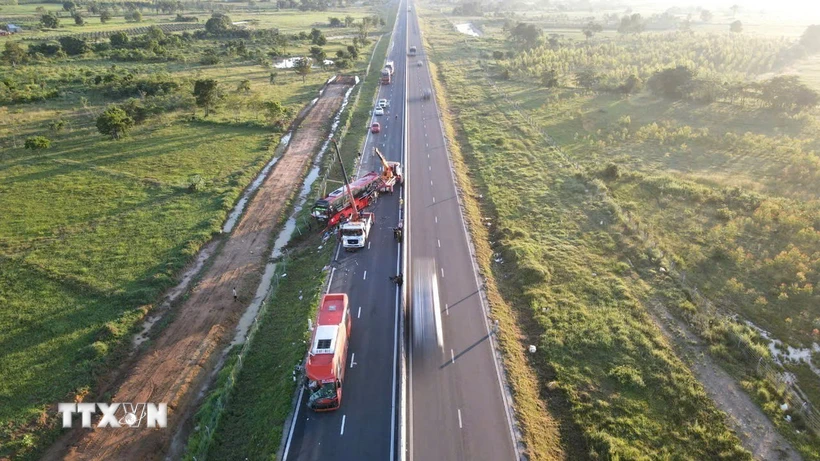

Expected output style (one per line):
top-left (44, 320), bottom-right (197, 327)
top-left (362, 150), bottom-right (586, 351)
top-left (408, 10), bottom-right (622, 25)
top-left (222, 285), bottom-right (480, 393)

top-left (419, 3), bottom-right (820, 459)
top-left (0, 3), bottom-right (374, 39)
top-left (0, 4), bottom-right (381, 458)
top-left (202, 6), bottom-right (394, 457)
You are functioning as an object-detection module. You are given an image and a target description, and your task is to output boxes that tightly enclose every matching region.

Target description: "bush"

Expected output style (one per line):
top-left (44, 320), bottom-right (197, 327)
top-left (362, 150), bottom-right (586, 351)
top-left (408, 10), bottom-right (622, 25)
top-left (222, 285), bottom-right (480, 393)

top-left (124, 10), bottom-right (142, 23)
top-left (96, 106), bottom-right (134, 139)
top-left (29, 41), bottom-right (61, 57)
top-left (58, 36), bottom-right (89, 56)
top-left (24, 136), bottom-right (51, 149)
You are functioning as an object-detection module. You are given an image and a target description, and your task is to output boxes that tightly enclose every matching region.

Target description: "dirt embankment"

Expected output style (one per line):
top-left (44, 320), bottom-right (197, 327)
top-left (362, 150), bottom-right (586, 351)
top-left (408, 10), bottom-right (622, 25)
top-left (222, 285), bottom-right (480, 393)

top-left (44, 77), bottom-right (355, 461)
top-left (649, 300), bottom-right (802, 461)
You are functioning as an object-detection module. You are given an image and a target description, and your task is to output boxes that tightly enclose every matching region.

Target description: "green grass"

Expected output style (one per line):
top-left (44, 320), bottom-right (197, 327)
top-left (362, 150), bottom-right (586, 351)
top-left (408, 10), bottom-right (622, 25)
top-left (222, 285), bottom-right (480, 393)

top-left (422, 4), bottom-right (820, 459)
top-left (419, 6), bottom-right (755, 460)
top-left (193, 5), bottom-right (394, 458)
top-left (0, 5), bottom-right (382, 458)
top-left (205, 239), bottom-right (333, 460)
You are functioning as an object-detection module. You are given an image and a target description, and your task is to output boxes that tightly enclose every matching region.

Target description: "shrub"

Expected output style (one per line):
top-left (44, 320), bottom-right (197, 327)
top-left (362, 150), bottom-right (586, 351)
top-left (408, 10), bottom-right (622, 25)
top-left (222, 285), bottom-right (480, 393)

top-left (24, 136), bottom-right (51, 149)
top-left (96, 106), bottom-right (135, 139)
top-left (607, 365), bottom-right (646, 388)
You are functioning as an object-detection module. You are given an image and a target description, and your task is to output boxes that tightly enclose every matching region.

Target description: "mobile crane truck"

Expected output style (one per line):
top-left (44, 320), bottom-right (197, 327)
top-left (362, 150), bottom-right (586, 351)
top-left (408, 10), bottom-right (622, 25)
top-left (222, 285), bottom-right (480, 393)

top-left (329, 139), bottom-right (375, 251)
top-left (374, 147), bottom-right (403, 194)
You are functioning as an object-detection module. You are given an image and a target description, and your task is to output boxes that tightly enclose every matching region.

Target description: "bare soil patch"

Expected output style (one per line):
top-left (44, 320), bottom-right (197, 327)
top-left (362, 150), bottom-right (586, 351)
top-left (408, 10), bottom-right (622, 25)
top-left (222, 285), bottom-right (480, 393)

top-left (649, 300), bottom-right (802, 461)
top-left (43, 78), bottom-right (354, 461)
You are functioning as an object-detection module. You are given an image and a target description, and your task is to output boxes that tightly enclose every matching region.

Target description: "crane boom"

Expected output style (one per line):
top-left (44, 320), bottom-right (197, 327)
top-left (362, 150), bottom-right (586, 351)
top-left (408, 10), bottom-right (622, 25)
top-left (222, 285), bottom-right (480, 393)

top-left (331, 138), bottom-right (360, 222)
top-left (374, 147), bottom-right (394, 182)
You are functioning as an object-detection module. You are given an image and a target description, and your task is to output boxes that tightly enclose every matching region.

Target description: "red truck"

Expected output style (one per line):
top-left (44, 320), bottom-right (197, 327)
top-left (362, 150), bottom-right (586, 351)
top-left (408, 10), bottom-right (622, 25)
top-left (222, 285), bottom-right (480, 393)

top-left (381, 60), bottom-right (395, 84)
top-left (306, 293), bottom-right (352, 411)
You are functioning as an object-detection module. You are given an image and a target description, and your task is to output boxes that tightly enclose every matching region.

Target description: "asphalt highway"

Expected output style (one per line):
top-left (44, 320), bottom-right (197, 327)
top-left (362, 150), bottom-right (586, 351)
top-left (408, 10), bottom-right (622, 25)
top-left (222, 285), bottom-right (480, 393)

top-left (282, 1), bottom-right (408, 459)
top-left (283, 1), bottom-right (517, 459)
top-left (404, 3), bottom-right (518, 461)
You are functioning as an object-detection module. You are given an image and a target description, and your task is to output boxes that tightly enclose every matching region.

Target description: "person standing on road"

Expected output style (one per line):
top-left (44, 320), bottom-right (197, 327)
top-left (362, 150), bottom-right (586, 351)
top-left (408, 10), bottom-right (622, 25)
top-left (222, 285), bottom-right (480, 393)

top-left (233, 287), bottom-right (238, 302)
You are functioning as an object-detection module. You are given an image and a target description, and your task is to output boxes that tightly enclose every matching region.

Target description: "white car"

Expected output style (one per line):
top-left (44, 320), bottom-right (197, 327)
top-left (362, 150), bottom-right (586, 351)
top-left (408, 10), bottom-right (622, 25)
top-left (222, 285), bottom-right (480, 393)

top-left (378, 99), bottom-right (389, 108)
top-left (374, 106), bottom-right (385, 116)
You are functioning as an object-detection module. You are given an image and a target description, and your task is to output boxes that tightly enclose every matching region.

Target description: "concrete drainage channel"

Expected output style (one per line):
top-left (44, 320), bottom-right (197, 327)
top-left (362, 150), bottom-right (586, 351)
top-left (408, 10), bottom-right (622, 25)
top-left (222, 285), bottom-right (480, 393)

top-left (168, 78), bottom-right (359, 460)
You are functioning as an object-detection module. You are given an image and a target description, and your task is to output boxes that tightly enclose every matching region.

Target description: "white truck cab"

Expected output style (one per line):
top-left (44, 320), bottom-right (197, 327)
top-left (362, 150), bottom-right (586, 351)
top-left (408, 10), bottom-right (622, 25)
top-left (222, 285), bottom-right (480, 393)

top-left (341, 212), bottom-right (374, 251)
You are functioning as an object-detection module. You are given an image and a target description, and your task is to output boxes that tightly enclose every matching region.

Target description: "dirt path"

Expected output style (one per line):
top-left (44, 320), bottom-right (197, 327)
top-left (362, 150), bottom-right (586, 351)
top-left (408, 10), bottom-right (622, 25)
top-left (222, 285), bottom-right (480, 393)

top-left (649, 300), bottom-right (802, 461)
top-left (44, 77), bottom-right (355, 461)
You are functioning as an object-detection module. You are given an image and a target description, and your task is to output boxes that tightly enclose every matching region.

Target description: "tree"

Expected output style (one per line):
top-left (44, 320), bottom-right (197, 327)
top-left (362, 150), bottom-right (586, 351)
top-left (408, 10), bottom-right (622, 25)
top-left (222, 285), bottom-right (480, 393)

top-left (648, 66), bottom-right (694, 99)
top-left (800, 25), bottom-right (820, 53)
top-left (617, 14), bottom-right (644, 34)
top-left (125, 10), bottom-right (142, 22)
top-left (346, 45), bottom-right (358, 59)
top-left (40, 13), bottom-right (60, 29)
top-left (205, 13), bottom-right (232, 35)
top-left (100, 9), bottom-right (112, 23)
top-left (575, 69), bottom-right (598, 88)
top-left (582, 21), bottom-right (602, 40)
top-left (25, 136), bottom-right (51, 149)
top-left (541, 69), bottom-right (559, 88)
top-left (309, 45), bottom-right (325, 66)
top-left (193, 79), bottom-right (222, 116)
top-left (730, 20), bottom-right (743, 33)
top-left (110, 31), bottom-right (129, 48)
top-left (262, 100), bottom-right (286, 126)
top-left (2, 41), bottom-right (26, 66)
top-left (492, 50), bottom-right (504, 60)
top-left (730, 4), bottom-right (740, 17)
top-left (58, 36), bottom-right (89, 55)
top-left (309, 28), bottom-right (325, 45)
top-left (356, 18), bottom-right (371, 44)
top-left (344, 15), bottom-right (354, 27)
top-left (328, 17), bottom-right (342, 27)
top-left (760, 75), bottom-right (819, 112)
top-left (269, 71), bottom-right (278, 85)
top-left (237, 79), bottom-right (251, 93)
top-left (73, 13), bottom-right (84, 26)
top-left (96, 107), bottom-right (134, 139)
top-left (62, 1), bottom-right (76, 12)
top-left (293, 57), bottom-right (311, 82)
top-left (509, 22), bottom-right (542, 48)
top-left (700, 10), bottom-right (713, 23)
top-left (621, 74), bottom-right (643, 94)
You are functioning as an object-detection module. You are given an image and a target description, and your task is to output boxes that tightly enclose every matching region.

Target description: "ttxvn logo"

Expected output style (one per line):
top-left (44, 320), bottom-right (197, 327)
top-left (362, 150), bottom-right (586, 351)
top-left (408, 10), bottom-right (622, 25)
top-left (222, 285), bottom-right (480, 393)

top-left (58, 403), bottom-right (167, 428)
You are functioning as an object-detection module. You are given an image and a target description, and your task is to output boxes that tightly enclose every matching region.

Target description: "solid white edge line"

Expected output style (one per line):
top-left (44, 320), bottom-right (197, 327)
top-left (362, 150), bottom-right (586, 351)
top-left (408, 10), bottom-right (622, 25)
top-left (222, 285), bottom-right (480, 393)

top-left (418, 9), bottom-right (520, 456)
top-left (282, 11), bottom-right (399, 460)
top-left (400, 3), bottom-right (410, 461)
top-left (281, 385), bottom-right (304, 460)
top-left (327, 267), bottom-right (336, 294)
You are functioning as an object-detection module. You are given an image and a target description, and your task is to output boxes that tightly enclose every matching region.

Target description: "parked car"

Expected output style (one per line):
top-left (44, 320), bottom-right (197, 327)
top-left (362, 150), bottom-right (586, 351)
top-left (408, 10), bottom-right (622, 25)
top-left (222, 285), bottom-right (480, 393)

top-left (371, 122), bottom-right (381, 133)
top-left (374, 106), bottom-right (385, 116)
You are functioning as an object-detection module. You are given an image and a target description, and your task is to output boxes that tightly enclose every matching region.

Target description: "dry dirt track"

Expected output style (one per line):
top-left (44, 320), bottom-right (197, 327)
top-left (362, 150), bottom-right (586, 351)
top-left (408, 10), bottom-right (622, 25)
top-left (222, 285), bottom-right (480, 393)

top-left (44, 77), bottom-right (355, 461)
